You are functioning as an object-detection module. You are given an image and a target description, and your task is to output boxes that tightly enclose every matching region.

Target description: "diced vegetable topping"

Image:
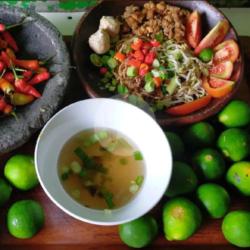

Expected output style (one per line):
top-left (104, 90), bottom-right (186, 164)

top-left (90, 53), bottom-right (102, 67)
top-left (127, 66), bottom-right (138, 77)
top-left (133, 151), bottom-right (143, 161)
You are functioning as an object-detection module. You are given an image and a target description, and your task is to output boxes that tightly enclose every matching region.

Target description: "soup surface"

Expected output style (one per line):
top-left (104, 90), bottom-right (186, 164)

top-left (58, 128), bottom-right (144, 210)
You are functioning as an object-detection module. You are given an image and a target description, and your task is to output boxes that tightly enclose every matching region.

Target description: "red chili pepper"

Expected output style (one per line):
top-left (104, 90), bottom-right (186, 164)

top-left (0, 96), bottom-right (13, 115)
top-left (10, 92), bottom-right (34, 106)
top-left (6, 48), bottom-right (16, 60)
top-left (28, 71), bottom-right (50, 85)
top-left (0, 23), bottom-right (5, 32)
top-left (0, 78), bottom-right (15, 94)
top-left (131, 38), bottom-right (143, 51)
top-left (22, 70), bottom-right (33, 81)
top-left (36, 67), bottom-right (48, 73)
top-left (0, 61), bottom-right (5, 72)
top-left (14, 79), bottom-right (41, 98)
top-left (2, 31), bottom-right (18, 52)
top-left (127, 59), bottom-right (141, 68)
top-left (142, 42), bottom-right (152, 50)
top-left (139, 63), bottom-right (150, 76)
top-left (1, 51), bottom-right (12, 67)
top-left (99, 67), bottom-right (108, 75)
top-left (144, 51), bottom-right (156, 65)
top-left (133, 50), bottom-right (144, 62)
top-left (13, 59), bottom-right (40, 71)
top-left (3, 72), bottom-right (15, 83)
top-left (150, 40), bottom-right (161, 47)
top-left (0, 38), bottom-right (7, 49)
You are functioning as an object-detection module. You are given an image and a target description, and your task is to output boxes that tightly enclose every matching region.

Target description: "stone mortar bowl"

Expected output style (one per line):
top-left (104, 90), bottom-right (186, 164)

top-left (0, 4), bottom-right (70, 155)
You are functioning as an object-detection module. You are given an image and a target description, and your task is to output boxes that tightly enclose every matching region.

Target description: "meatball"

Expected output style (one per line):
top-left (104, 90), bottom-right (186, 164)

top-left (88, 29), bottom-right (110, 54)
top-left (99, 16), bottom-right (120, 37)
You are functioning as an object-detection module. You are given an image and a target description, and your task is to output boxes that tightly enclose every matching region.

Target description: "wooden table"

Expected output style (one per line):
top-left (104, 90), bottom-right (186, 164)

top-left (1, 37), bottom-right (250, 250)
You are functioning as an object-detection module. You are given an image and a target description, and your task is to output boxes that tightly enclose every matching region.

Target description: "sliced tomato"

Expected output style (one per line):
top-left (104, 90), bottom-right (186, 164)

top-left (166, 95), bottom-right (212, 116)
top-left (133, 50), bottom-right (144, 62)
top-left (209, 60), bottom-right (233, 79)
top-left (114, 52), bottom-right (125, 62)
top-left (203, 76), bottom-right (235, 98)
top-left (194, 19), bottom-right (230, 55)
top-left (150, 40), bottom-right (161, 47)
top-left (139, 63), bottom-right (150, 76)
top-left (144, 51), bottom-right (156, 65)
top-left (214, 39), bottom-right (239, 63)
top-left (186, 10), bottom-right (201, 49)
top-left (127, 59), bottom-right (141, 68)
top-left (153, 77), bottom-right (162, 87)
top-left (131, 38), bottom-right (143, 51)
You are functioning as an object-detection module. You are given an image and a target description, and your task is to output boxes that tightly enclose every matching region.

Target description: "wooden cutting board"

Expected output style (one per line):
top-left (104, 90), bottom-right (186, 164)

top-left (0, 36), bottom-right (250, 250)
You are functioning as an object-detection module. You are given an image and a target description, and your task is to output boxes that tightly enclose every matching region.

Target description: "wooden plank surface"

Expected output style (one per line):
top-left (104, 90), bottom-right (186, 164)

top-left (0, 36), bottom-right (250, 250)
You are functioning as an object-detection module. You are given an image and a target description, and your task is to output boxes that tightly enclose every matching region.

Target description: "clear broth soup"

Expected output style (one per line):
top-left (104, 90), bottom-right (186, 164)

top-left (58, 128), bottom-right (145, 210)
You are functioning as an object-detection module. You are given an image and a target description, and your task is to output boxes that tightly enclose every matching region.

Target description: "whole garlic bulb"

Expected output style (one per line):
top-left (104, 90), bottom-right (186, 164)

top-left (88, 29), bottom-right (110, 54)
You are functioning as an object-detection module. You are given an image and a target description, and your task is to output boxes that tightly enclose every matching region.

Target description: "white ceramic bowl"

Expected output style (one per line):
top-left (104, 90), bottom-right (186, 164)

top-left (35, 98), bottom-right (172, 226)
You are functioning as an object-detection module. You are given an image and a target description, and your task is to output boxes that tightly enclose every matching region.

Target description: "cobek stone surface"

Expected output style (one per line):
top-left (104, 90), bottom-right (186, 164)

top-left (0, 4), bottom-right (70, 154)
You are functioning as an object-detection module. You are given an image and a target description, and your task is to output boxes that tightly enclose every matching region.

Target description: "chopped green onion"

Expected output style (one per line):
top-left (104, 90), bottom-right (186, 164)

top-left (155, 31), bottom-right (164, 43)
top-left (111, 79), bottom-right (118, 85)
top-left (108, 85), bottom-right (116, 92)
top-left (144, 72), bottom-right (153, 83)
top-left (83, 131), bottom-right (109, 147)
top-left (126, 66), bottom-right (138, 77)
top-left (129, 183), bottom-right (139, 194)
top-left (152, 59), bottom-right (160, 68)
top-left (101, 190), bottom-right (115, 209)
top-left (62, 166), bottom-right (70, 174)
top-left (101, 77), bottom-right (109, 84)
top-left (104, 71), bottom-right (113, 79)
top-left (71, 189), bottom-right (81, 199)
top-left (101, 55), bottom-right (110, 65)
top-left (70, 161), bottom-right (82, 174)
top-left (90, 53), bottom-right (102, 67)
top-left (119, 158), bottom-right (128, 165)
top-left (165, 71), bottom-right (175, 79)
top-left (117, 84), bottom-right (129, 94)
top-left (161, 84), bottom-right (168, 95)
top-left (107, 58), bottom-right (118, 69)
top-left (151, 69), bottom-right (160, 78)
top-left (166, 76), bottom-right (178, 95)
top-left (61, 172), bottom-right (69, 181)
top-left (133, 151), bottom-right (143, 161)
top-left (109, 49), bottom-right (115, 56)
top-left (135, 175), bottom-right (144, 186)
top-left (144, 81), bottom-right (155, 93)
top-left (74, 147), bottom-right (107, 173)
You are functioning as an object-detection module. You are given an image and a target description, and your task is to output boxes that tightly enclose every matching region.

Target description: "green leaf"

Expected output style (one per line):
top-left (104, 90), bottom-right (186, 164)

top-left (133, 151), bottom-right (143, 161)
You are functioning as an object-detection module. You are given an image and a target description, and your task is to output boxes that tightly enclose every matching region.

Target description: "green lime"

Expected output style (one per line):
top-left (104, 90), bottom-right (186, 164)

top-left (165, 161), bottom-right (198, 197)
top-left (165, 132), bottom-right (185, 160)
top-left (4, 154), bottom-right (38, 191)
top-left (199, 48), bottom-right (213, 62)
top-left (219, 100), bottom-right (250, 128)
top-left (217, 128), bottom-right (250, 162)
top-left (226, 161), bottom-right (250, 196)
top-left (183, 122), bottom-right (216, 150)
top-left (0, 178), bottom-right (12, 206)
top-left (222, 210), bottom-right (250, 247)
top-left (196, 183), bottom-right (230, 218)
top-left (119, 215), bottom-right (158, 248)
top-left (7, 200), bottom-right (45, 239)
top-left (192, 148), bottom-right (226, 180)
top-left (163, 197), bottom-right (202, 241)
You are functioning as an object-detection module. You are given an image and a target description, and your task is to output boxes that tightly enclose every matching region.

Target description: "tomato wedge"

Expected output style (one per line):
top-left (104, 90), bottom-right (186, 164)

top-left (166, 95), bottom-right (212, 116)
top-left (186, 10), bottom-right (201, 49)
top-left (194, 19), bottom-right (229, 55)
top-left (209, 60), bottom-right (233, 79)
top-left (203, 76), bottom-right (235, 98)
top-left (214, 39), bottom-right (239, 63)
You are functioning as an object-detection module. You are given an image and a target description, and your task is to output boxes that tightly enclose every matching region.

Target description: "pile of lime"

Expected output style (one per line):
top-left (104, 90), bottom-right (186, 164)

top-left (118, 99), bottom-right (250, 248)
top-left (0, 154), bottom-right (45, 239)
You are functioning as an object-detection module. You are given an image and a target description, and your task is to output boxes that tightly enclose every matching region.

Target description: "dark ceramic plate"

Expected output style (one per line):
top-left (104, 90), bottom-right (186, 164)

top-left (0, 4), bottom-right (70, 154)
top-left (72, 0), bottom-right (244, 127)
